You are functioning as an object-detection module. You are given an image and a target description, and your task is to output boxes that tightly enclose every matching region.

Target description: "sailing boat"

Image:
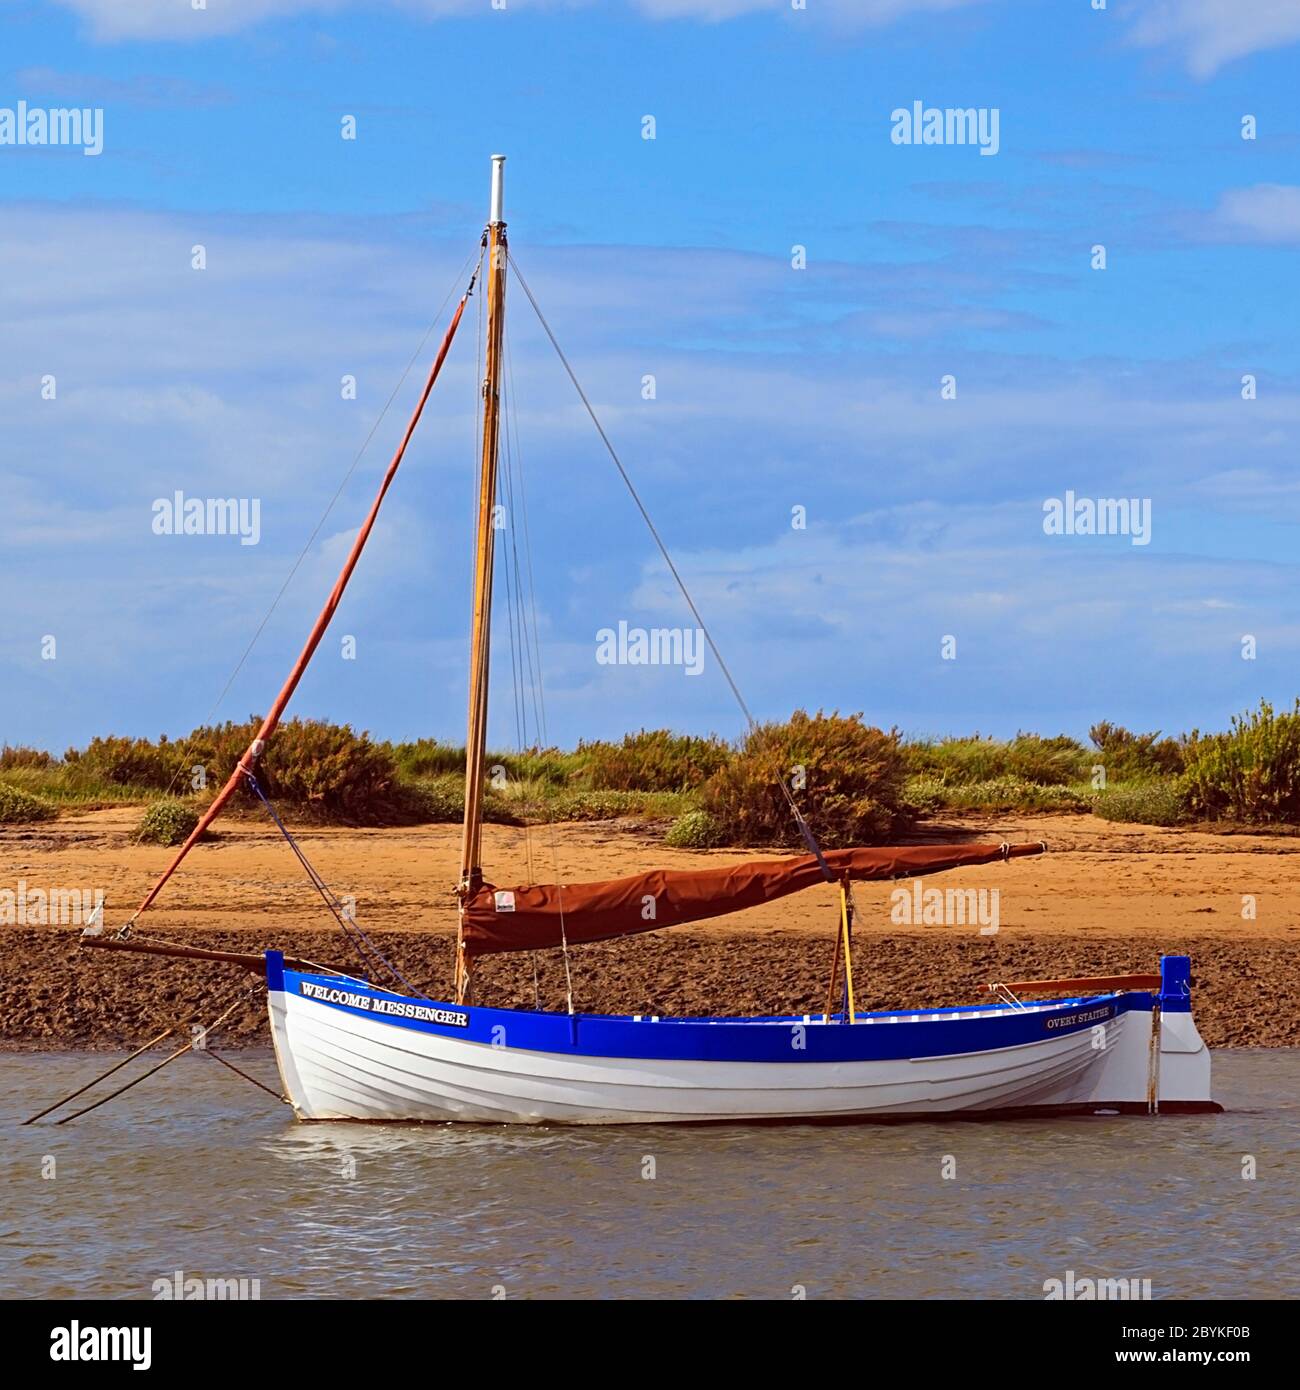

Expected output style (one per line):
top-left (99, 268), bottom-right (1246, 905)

top-left (83, 157), bottom-right (1217, 1124)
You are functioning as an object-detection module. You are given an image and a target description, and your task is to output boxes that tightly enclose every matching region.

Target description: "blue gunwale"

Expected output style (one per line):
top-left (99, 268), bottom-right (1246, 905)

top-left (267, 951), bottom-right (1151, 1065)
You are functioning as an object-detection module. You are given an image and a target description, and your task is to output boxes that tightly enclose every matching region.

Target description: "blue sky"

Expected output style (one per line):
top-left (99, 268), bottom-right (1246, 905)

top-left (3, 0), bottom-right (1299, 754)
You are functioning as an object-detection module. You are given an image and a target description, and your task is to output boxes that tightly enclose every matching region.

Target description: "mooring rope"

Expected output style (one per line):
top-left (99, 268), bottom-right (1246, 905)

top-left (48, 990), bottom-right (255, 1125)
top-left (206, 1046), bottom-right (288, 1103)
top-left (21, 1016), bottom-right (193, 1124)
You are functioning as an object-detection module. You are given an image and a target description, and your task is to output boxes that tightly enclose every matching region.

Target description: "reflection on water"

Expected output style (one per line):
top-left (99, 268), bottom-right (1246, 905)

top-left (4, 1050), bottom-right (1297, 1299)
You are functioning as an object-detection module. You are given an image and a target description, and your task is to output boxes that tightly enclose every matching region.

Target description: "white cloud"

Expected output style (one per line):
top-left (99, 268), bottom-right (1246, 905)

top-left (616, 507), bottom-right (1300, 741)
top-left (1126, 0), bottom-right (1300, 78)
top-left (52, 0), bottom-right (987, 43)
top-left (47, 0), bottom-right (333, 42)
top-left (1206, 184), bottom-right (1300, 244)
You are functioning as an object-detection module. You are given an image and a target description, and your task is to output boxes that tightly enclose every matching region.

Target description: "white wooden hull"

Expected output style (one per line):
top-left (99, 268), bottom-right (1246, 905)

top-left (268, 969), bottom-right (1216, 1125)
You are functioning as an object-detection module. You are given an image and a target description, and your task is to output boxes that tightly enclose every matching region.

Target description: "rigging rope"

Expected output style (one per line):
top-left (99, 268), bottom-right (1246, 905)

top-left (504, 325), bottom-right (548, 753)
top-left (244, 772), bottom-right (426, 998)
top-left (496, 385), bottom-right (542, 1005)
top-left (497, 319), bottom-right (575, 1014)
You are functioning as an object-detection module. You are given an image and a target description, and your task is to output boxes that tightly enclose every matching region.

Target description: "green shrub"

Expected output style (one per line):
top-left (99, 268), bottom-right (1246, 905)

top-left (0, 783), bottom-right (58, 823)
top-left (580, 729), bottom-right (732, 792)
top-left (665, 809), bottom-right (725, 848)
top-left (249, 720), bottom-right (396, 815)
top-left (1093, 782), bottom-right (1184, 826)
top-left (1088, 722), bottom-right (1184, 780)
top-left (67, 719), bottom-right (403, 821)
top-left (393, 775), bottom-right (464, 823)
top-left (1182, 700), bottom-right (1300, 824)
top-left (699, 710), bottom-right (911, 848)
top-left (65, 735), bottom-right (179, 789)
top-left (183, 718), bottom-right (403, 823)
top-left (135, 797), bottom-right (201, 846)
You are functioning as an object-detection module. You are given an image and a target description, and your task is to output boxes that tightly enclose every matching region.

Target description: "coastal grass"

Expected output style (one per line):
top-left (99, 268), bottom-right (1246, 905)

top-left (0, 762), bottom-right (157, 808)
top-left (1093, 781), bottom-right (1185, 827)
top-left (903, 775), bottom-right (1093, 815)
top-left (400, 773), bottom-right (692, 826)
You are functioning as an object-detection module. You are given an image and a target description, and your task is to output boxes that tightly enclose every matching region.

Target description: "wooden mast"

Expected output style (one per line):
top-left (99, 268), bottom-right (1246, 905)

top-left (456, 154), bottom-right (508, 1004)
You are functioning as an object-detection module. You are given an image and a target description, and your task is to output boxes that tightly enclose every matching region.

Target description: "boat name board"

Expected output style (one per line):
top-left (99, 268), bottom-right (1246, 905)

top-left (1043, 1004), bottom-right (1114, 1031)
top-left (298, 980), bottom-right (469, 1028)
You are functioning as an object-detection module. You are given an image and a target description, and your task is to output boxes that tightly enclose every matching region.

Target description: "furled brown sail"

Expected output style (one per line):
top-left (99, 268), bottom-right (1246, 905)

top-left (460, 841), bottom-right (1045, 957)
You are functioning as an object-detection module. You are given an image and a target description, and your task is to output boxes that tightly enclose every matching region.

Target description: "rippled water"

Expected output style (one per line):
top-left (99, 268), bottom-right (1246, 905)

top-left (3, 1049), bottom-right (1296, 1299)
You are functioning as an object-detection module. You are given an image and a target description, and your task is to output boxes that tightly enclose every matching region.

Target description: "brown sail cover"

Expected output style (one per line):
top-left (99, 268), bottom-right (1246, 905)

top-left (461, 841), bottom-right (1046, 957)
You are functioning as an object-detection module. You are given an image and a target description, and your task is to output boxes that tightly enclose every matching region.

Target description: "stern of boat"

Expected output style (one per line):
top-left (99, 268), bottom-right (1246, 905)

top-left (1054, 954), bottom-right (1217, 1113)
